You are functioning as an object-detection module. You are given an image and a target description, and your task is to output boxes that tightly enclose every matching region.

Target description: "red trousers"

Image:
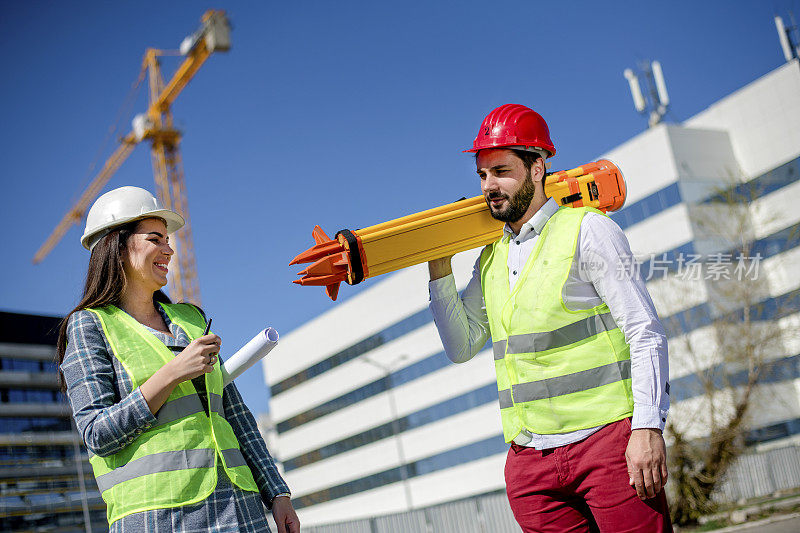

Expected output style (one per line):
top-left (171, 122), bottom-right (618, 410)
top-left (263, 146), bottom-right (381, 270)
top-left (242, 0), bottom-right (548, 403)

top-left (504, 418), bottom-right (673, 533)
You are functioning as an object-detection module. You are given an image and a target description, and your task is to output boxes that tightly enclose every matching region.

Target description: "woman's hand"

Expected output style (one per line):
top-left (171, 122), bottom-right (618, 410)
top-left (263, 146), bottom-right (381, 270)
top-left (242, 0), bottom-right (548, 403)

top-left (167, 334), bottom-right (221, 383)
top-left (272, 496), bottom-right (300, 533)
top-left (141, 334), bottom-right (221, 415)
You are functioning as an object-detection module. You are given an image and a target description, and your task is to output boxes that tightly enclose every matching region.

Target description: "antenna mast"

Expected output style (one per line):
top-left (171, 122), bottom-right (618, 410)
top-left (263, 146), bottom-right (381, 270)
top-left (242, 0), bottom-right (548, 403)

top-left (775, 14), bottom-right (800, 62)
top-left (623, 60), bottom-right (670, 128)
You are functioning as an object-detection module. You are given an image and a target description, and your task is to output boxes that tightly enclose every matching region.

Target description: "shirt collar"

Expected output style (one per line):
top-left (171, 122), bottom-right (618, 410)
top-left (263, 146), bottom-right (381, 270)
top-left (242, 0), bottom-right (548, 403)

top-left (503, 197), bottom-right (559, 239)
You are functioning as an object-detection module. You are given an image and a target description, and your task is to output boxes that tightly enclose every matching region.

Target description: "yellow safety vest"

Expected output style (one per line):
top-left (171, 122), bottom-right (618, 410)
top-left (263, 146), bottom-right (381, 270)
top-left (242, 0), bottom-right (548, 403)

top-left (480, 207), bottom-right (634, 442)
top-left (85, 303), bottom-right (258, 524)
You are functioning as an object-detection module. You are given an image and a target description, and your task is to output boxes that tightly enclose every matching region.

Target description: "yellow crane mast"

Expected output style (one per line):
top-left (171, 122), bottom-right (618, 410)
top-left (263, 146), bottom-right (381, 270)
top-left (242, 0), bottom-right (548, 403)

top-left (33, 10), bottom-right (231, 305)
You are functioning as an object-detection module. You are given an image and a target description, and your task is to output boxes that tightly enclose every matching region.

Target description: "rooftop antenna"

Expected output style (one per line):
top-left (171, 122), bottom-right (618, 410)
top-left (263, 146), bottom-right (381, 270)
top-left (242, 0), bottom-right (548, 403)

top-left (623, 60), bottom-right (669, 128)
top-left (775, 14), bottom-right (800, 62)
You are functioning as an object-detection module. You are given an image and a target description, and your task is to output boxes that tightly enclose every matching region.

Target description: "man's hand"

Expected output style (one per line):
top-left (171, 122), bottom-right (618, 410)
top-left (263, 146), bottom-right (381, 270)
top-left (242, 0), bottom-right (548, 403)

top-left (272, 496), bottom-right (300, 533)
top-left (626, 428), bottom-right (668, 500)
top-left (428, 256), bottom-right (453, 280)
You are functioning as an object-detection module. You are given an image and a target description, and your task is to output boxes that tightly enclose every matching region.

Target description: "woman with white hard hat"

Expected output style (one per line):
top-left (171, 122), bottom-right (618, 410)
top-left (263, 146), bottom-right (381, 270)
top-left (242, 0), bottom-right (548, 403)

top-left (57, 186), bottom-right (299, 532)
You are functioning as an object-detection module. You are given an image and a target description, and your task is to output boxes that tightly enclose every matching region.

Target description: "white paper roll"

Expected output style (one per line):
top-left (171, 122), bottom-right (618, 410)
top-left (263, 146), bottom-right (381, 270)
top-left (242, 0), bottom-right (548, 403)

top-left (221, 327), bottom-right (279, 386)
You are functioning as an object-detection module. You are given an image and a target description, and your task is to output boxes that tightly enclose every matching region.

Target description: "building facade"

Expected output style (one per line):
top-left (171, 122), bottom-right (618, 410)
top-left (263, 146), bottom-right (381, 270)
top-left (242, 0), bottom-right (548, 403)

top-left (264, 59), bottom-right (800, 527)
top-left (0, 311), bottom-right (107, 532)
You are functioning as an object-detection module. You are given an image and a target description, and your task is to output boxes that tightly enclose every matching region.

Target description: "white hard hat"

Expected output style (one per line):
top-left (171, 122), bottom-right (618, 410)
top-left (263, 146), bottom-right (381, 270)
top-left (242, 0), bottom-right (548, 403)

top-left (81, 186), bottom-right (185, 250)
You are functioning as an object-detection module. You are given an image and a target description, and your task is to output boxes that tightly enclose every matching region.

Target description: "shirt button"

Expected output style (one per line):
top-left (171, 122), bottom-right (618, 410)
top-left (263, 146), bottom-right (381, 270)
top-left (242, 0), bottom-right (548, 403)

top-left (513, 270), bottom-right (518, 275)
top-left (515, 240), bottom-right (520, 245)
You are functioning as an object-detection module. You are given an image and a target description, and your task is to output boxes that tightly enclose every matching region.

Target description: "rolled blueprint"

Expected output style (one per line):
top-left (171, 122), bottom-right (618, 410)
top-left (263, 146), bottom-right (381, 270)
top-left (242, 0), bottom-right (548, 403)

top-left (221, 327), bottom-right (279, 386)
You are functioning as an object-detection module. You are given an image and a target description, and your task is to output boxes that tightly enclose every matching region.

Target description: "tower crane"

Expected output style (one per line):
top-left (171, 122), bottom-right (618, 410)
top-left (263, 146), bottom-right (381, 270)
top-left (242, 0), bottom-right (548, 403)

top-left (33, 10), bottom-right (231, 305)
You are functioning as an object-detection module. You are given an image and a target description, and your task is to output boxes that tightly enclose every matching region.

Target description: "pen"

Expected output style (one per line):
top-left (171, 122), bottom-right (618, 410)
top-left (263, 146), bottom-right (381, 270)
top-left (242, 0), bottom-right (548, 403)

top-left (204, 318), bottom-right (217, 364)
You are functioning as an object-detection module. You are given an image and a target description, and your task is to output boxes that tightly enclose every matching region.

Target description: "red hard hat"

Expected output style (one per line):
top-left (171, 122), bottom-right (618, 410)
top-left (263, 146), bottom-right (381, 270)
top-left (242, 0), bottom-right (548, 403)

top-left (465, 103), bottom-right (556, 157)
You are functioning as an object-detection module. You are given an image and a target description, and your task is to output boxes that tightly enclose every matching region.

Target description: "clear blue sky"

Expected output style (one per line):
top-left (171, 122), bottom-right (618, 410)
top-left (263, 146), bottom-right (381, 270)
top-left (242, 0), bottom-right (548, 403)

top-left (1, 0), bottom-right (797, 416)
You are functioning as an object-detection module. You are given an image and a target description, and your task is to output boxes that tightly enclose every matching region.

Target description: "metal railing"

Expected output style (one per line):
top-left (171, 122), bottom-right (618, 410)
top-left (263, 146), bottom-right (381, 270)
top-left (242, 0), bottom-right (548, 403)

top-left (301, 490), bottom-right (520, 533)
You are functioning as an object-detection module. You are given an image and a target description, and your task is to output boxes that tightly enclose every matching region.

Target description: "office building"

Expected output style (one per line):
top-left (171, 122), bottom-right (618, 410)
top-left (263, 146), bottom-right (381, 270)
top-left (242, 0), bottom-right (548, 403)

top-left (0, 311), bottom-right (106, 532)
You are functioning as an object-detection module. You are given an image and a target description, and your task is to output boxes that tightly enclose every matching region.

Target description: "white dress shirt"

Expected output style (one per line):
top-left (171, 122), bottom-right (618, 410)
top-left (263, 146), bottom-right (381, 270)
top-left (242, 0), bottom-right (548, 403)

top-left (429, 198), bottom-right (669, 449)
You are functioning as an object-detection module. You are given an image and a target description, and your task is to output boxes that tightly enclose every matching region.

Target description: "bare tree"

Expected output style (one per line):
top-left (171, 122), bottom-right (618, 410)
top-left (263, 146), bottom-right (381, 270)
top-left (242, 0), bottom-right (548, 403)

top-left (645, 181), bottom-right (799, 525)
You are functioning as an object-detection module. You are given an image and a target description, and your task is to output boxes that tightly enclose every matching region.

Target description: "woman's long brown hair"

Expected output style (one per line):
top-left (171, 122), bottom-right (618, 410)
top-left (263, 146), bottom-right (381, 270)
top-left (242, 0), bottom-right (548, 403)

top-left (56, 220), bottom-right (170, 389)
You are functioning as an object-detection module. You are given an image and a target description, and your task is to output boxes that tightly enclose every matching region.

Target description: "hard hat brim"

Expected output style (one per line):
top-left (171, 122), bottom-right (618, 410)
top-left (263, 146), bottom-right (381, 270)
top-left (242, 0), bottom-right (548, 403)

top-left (463, 145), bottom-right (554, 158)
top-left (81, 209), bottom-right (185, 251)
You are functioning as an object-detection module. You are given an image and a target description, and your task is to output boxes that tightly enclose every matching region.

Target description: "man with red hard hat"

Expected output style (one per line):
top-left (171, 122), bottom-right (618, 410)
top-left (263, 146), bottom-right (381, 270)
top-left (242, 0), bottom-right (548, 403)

top-left (427, 104), bottom-right (672, 531)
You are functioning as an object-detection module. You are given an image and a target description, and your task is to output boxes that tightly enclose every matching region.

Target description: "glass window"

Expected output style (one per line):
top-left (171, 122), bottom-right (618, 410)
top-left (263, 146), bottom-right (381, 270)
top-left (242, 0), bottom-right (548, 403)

top-left (703, 156), bottom-right (799, 204)
top-left (272, 306), bottom-right (434, 396)
top-left (292, 433), bottom-right (506, 509)
top-left (611, 182), bottom-right (682, 231)
top-left (282, 383), bottom-right (499, 470)
top-left (0, 417), bottom-right (70, 433)
top-left (3, 388), bottom-right (61, 404)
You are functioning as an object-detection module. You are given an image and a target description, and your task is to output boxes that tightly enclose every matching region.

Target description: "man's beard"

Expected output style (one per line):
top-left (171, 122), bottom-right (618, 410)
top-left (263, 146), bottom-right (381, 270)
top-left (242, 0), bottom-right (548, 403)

top-left (485, 172), bottom-right (536, 223)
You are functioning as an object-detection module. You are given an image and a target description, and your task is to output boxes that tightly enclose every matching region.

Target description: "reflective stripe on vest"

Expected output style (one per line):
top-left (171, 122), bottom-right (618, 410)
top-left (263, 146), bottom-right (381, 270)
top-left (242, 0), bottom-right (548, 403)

top-left (87, 393), bottom-right (226, 460)
top-left (155, 393), bottom-right (224, 426)
top-left (221, 448), bottom-right (249, 468)
top-left (94, 448), bottom-right (250, 493)
top-left (480, 207), bottom-right (634, 439)
top-left (492, 312), bottom-right (618, 360)
top-left (498, 359), bottom-right (631, 408)
top-left (86, 303), bottom-right (259, 524)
